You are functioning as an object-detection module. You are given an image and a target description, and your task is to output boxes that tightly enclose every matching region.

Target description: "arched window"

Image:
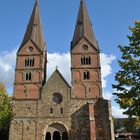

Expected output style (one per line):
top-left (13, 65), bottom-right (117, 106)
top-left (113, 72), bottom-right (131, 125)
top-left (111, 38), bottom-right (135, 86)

top-left (29, 59), bottom-right (32, 66)
top-left (53, 131), bottom-right (60, 140)
top-left (25, 58), bottom-right (29, 67)
top-left (26, 73), bottom-right (28, 80)
top-left (27, 59), bottom-right (30, 66)
top-left (81, 56), bottom-right (91, 65)
top-left (25, 72), bottom-right (32, 81)
top-left (45, 132), bottom-right (51, 140)
top-left (81, 58), bottom-right (84, 65)
top-left (60, 108), bottom-right (63, 114)
top-left (29, 73), bottom-right (32, 80)
top-left (25, 58), bottom-right (35, 67)
top-left (25, 59), bottom-right (27, 67)
top-left (50, 108), bottom-right (53, 114)
top-left (86, 57), bottom-right (91, 65)
top-left (32, 59), bottom-right (34, 66)
top-left (84, 71), bottom-right (90, 80)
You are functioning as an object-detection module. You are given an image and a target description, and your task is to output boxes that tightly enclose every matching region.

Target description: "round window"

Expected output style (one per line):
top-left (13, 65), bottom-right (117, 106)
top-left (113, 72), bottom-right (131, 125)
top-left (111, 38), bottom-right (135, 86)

top-left (28, 46), bottom-right (33, 53)
top-left (52, 93), bottom-right (63, 104)
top-left (83, 45), bottom-right (88, 50)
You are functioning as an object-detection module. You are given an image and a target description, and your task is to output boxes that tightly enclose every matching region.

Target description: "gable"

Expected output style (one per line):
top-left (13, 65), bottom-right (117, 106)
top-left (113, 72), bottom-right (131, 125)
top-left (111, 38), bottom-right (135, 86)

top-left (40, 69), bottom-right (71, 117)
top-left (71, 38), bottom-right (98, 54)
top-left (44, 69), bottom-right (70, 89)
top-left (17, 40), bottom-right (41, 55)
top-left (41, 69), bottom-right (70, 102)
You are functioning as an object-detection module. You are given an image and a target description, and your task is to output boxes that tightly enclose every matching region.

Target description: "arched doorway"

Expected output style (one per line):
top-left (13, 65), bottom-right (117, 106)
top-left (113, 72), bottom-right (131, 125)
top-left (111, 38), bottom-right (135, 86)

top-left (45, 132), bottom-right (51, 140)
top-left (53, 131), bottom-right (60, 140)
top-left (45, 123), bottom-right (68, 140)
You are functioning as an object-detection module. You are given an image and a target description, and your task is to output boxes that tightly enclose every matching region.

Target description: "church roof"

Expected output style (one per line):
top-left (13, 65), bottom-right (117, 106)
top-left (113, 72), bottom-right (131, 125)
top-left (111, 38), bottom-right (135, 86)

top-left (71, 0), bottom-right (98, 50)
top-left (19, 0), bottom-right (45, 51)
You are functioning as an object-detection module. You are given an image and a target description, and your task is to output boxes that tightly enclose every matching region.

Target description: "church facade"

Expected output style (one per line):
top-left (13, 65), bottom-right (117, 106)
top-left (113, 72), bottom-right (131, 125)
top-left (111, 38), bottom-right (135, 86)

top-left (9, 0), bottom-right (114, 140)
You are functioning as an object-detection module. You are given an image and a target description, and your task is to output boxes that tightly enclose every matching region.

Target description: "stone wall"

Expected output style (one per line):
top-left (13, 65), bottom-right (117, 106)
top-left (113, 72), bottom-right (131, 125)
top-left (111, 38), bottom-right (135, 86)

top-left (9, 70), bottom-right (114, 140)
top-left (94, 99), bottom-right (115, 140)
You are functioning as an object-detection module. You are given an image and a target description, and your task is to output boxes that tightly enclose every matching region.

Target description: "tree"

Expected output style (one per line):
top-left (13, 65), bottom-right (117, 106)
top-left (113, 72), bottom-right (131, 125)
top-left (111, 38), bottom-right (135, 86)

top-left (113, 117), bottom-right (136, 133)
top-left (113, 117), bottom-right (122, 132)
top-left (113, 21), bottom-right (140, 118)
top-left (0, 83), bottom-right (12, 139)
top-left (124, 118), bottom-right (136, 132)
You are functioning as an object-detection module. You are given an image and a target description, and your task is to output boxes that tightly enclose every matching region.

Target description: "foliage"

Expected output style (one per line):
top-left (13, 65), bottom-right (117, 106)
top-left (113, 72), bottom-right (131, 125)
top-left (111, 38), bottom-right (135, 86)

top-left (124, 118), bottom-right (136, 132)
top-left (0, 83), bottom-right (12, 138)
top-left (113, 117), bottom-right (122, 132)
top-left (113, 21), bottom-right (140, 117)
top-left (135, 117), bottom-right (140, 129)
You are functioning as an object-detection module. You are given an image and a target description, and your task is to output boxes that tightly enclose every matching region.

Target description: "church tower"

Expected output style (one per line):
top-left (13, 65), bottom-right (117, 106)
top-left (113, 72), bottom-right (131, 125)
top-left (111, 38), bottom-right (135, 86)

top-left (14, 0), bottom-right (47, 99)
top-left (71, 0), bottom-right (102, 99)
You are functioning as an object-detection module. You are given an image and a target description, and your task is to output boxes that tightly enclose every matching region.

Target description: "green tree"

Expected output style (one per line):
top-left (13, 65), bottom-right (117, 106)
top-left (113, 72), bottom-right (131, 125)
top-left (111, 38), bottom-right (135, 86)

top-left (113, 117), bottom-right (121, 132)
top-left (113, 21), bottom-right (140, 118)
top-left (124, 118), bottom-right (136, 132)
top-left (0, 83), bottom-right (12, 139)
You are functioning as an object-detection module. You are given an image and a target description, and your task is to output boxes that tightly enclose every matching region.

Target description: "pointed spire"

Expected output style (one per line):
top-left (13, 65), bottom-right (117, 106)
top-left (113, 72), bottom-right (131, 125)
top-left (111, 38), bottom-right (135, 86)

top-left (71, 0), bottom-right (98, 50)
top-left (20, 0), bottom-right (45, 51)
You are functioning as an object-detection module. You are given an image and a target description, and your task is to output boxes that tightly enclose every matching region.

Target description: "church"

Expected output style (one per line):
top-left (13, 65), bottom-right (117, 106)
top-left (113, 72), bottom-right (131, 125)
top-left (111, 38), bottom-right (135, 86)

top-left (9, 0), bottom-right (114, 140)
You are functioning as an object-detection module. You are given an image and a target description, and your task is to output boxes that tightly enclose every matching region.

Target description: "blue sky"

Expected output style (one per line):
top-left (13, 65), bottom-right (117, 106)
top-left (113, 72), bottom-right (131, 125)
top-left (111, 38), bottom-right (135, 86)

top-left (0, 0), bottom-right (140, 117)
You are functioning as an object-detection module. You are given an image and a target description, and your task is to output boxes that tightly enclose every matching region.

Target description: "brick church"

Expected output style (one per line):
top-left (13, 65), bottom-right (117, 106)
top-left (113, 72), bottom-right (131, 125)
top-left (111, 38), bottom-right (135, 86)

top-left (9, 0), bottom-right (114, 140)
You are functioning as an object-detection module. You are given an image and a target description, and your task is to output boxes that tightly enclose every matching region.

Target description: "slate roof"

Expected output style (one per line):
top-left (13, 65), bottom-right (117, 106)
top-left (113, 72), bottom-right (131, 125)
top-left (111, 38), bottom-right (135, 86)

top-left (19, 0), bottom-right (45, 52)
top-left (71, 0), bottom-right (98, 50)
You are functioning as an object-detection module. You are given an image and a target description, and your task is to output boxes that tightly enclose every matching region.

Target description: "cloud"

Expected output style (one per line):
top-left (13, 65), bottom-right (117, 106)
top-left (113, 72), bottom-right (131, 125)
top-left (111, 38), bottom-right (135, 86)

top-left (47, 52), bottom-right (116, 87)
top-left (47, 52), bottom-right (71, 84)
top-left (100, 53), bottom-right (116, 88)
top-left (1, 49), bottom-right (127, 118)
top-left (103, 91), bottom-right (113, 100)
top-left (112, 106), bottom-right (128, 118)
top-left (0, 49), bottom-right (116, 93)
top-left (0, 49), bottom-right (115, 90)
top-left (0, 49), bottom-right (17, 87)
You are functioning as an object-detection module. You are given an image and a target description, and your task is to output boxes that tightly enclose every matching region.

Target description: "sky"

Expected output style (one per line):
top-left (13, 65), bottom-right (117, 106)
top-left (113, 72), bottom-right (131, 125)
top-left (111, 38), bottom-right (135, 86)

top-left (0, 0), bottom-right (140, 118)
